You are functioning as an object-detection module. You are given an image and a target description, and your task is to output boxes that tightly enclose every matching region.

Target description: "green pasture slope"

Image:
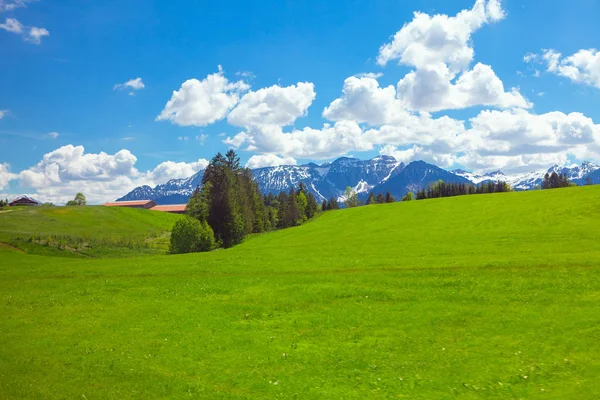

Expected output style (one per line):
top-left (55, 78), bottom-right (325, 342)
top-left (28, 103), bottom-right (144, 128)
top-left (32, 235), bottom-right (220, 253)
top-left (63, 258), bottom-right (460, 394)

top-left (1, 186), bottom-right (600, 399)
top-left (0, 206), bottom-right (182, 257)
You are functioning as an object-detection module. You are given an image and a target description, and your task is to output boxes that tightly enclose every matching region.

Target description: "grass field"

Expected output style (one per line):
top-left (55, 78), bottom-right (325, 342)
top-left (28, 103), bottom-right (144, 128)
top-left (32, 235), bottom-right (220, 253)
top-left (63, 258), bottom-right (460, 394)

top-left (0, 206), bottom-right (182, 257)
top-left (1, 186), bottom-right (600, 398)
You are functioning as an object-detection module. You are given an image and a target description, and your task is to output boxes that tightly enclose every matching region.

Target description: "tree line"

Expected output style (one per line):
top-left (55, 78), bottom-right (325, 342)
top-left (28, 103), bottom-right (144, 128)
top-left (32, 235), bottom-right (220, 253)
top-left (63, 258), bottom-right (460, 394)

top-left (541, 172), bottom-right (574, 189)
top-left (415, 180), bottom-right (512, 200)
top-left (171, 150), bottom-right (320, 253)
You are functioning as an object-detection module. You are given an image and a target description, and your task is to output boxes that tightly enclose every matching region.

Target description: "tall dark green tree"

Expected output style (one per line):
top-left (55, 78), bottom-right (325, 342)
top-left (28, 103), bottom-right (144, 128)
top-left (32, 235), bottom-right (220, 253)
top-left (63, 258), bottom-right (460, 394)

top-left (385, 191), bottom-right (395, 203)
top-left (375, 193), bottom-right (386, 204)
top-left (321, 200), bottom-right (328, 212)
top-left (327, 197), bottom-right (340, 210)
top-left (366, 191), bottom-right (376, 205)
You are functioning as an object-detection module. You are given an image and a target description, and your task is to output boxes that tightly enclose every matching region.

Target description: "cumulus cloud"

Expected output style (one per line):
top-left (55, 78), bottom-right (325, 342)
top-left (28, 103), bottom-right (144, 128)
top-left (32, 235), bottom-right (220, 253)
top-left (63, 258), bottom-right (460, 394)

top-left (323, 76), bottom-right (407, 125)
top-left (377, 0), bottom-right (505, 70)
top-left (0, 17), bottom-right (22, 33)
top-left (361, 0), bottom-right (529, 113)
top-left (0, 162), bottom-right (17, 190)
top-left (147, 158), bottom-right (209, 183)
top-left (226, 120), bottom-right (372, 160)
top-left (245, 154), bottom-right (297, 169)
top-left (525, 49), bottom-right (600, 89)
top-left (396, 62), bottom-right (531, 112)
top-left (157, 66), bottom-right (250, 126)
top-left (14, 144), bottom-right (210, 204)
top-left (0, 16), bottom-right (48, 44)
top-left (25, 26), bottom-right (48, 44)
top-left (113, 77), bottom-right (145, 91)
top-left (0, 0), bottom-right (37, 12)
top-left (227, 82), bottom-right (316, 127)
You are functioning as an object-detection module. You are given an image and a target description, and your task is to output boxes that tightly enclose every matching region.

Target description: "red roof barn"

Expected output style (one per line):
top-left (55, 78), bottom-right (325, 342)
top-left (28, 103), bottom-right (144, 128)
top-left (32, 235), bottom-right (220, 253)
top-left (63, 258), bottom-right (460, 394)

top-left (9, 196), bottom-right (41, 207)
top-left (103, 200), bottom-right (157, 209)
top-left (150, 204), bottom-right (187, 214)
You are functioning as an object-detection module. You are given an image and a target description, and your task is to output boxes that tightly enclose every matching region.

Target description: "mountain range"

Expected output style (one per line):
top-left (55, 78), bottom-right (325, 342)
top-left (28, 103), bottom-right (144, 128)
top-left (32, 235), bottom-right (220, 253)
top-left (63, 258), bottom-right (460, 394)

top-left (117, 157), bottom-right (600, 205)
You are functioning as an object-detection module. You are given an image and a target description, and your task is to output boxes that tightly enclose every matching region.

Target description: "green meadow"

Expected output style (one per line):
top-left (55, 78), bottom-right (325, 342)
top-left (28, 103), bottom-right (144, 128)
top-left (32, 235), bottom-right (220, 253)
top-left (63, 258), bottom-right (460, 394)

top-left (1, 186), bottom-right (600, 398)
top-left (0, 206), bottom-right (182, 257)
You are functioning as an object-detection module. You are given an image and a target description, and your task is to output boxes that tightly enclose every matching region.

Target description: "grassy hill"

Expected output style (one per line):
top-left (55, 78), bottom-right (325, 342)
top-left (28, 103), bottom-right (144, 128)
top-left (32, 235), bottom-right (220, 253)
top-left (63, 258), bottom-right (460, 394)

top-left (0, 206), bottom-right (183, 257)
top-left (1, 186), bottom-right (600, 398)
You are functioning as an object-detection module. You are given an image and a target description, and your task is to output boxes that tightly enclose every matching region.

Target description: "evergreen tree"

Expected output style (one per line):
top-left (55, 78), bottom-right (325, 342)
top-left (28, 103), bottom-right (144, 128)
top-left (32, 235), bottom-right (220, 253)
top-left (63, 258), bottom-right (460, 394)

top-left (344, 187), bottom-right (359, 208)
top-left (366, 191), bottom-right (376, 205)
top-left (296, 190), bottom-right (308, 221)
top-left (321, 200), bottom-right (328, 212)
top-left (186, 184), bottom-right (209, 222)
top-left (375, 193), bottom-right (385, 204)
top-left (305, 193), bottom-right (319, 219)
top-left (327, 197), bottom-right (339, 210)
top-left (385, 191), bottom-right (395, 203)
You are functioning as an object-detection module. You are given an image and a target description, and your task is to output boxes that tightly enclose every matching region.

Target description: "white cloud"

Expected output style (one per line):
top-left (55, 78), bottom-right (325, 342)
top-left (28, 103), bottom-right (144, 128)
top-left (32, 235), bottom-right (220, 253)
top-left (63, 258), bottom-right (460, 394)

top-left (526, 49), bottom-right (600, 89)
top-left (245, 154), bottom-right (297, 169)
top-left (0, 0), bottom-right (37, 13)
top-left (396, 62), bottom-right (531, 112)
top-left (379, 144), bottom-right (422, 164)
top-left (157, 66), bottom-right (250, 126)
top-left (0, 16), bottom-right (48, 44)
top-left (0, 162), bottom-right (17, 190)
top-left (25, 26), bottom-right (48, 44)
top-left (0, 17), bottom-right (22, 33)
top-left (48, 131), bottom-right (59, 139)
top-left (323, 76), bottom-right (406, 125)
top-left (113, 77), bottom-right (145, 91)
top-left (377, 0), bottom-right (505, 71)
top-left (325, 1), bottom-right (527, 118)
top-left (13, 145), bottom-right (211, 204)
top-left (147, 158), bottom-right (209, 183)
top-left (17, 145), bottom-right (139, 203)
top-left (196, 134), bottom-right (208, 145)
top-left (227, 82), bottom-right (315, 127)
top-left (177, 136), bottom-right (189, 141)
top-left (0, 109), bottom-right (7, 119)
top-left (226, 120), bottom-right (372, 160)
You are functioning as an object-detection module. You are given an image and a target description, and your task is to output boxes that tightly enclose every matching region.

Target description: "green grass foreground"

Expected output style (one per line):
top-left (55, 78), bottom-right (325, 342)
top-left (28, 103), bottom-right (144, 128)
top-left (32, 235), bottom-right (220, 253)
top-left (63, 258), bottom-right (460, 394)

top-left (1, 186), bottom-right (600, 398)
top-left (0, 206), bottom-right (182, 257)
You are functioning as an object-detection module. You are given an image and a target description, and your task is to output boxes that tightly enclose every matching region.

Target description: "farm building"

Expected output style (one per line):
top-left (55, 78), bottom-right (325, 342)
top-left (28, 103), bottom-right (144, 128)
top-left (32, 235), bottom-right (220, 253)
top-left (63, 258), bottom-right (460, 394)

top-left (150, 204), bottom-right (187, 214)
top-left (9, 195), bottom-right (41, 206)
top-left (103, 200), bottom-right (157, 209)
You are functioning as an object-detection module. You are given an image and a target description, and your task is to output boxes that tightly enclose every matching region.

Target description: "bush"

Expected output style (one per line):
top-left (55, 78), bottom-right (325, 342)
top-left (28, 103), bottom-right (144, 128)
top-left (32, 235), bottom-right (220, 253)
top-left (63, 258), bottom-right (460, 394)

top-left (169, 217), bottom-right (215, 254)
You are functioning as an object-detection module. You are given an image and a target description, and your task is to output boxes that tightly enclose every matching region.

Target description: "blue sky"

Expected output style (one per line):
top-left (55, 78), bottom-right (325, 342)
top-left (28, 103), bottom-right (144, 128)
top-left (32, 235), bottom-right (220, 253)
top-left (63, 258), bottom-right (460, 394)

top-left (1, 0), bottom-right (600, 203)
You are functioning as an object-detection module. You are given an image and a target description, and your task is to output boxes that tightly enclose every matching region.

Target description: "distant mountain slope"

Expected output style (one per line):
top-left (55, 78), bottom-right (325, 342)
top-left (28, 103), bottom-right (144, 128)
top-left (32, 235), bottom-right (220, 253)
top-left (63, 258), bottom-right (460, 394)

top-left (374, 161), bottom-right (473, 199)
top-left (117, 157), bottom-right (600, 205)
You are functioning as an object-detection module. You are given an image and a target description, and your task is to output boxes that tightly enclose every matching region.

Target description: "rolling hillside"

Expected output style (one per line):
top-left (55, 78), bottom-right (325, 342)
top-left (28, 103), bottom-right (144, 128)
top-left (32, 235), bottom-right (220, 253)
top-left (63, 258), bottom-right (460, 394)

top-left (0, 206), bottom-right (183, 257)
top-left (1, 186), bottom-right (600, 398)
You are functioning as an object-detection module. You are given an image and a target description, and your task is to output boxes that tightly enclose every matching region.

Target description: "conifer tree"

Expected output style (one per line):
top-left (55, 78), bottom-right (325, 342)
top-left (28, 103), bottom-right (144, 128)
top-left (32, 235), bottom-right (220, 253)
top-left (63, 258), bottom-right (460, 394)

top-left (366, 191), bottom-right (376, 205)
top-left (305, 192), bottom-right (319, 218)
top-left (321, 200), bottom-right (328, 212)
top-left (376, 193), bottom-right (385, 204)
top-left (328, 196), bottom-right (339, 210)
top-left (385, 191), bottom-right (395, 203)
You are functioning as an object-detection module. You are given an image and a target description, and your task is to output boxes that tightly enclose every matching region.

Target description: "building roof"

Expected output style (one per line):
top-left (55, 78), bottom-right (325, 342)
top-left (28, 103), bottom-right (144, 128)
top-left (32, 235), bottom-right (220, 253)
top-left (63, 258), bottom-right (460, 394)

top-left (10, 195), bottom-right (40, 204)
top-left (150, 204), bottom-right (187, 212)
top-left (104, 200), bottom-right (155, 207)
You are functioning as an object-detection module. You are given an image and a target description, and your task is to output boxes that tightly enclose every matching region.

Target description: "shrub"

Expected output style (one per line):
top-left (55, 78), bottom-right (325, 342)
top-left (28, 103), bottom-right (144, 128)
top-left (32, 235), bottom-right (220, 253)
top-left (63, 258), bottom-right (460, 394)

top-left (169, 217), bottom-right (215, 254)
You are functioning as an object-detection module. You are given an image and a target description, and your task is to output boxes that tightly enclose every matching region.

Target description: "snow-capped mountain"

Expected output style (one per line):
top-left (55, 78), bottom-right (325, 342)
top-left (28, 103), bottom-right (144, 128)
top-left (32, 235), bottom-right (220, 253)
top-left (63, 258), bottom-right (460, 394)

top-left (118, 155), bottom-right (404, 204)
top-left (451, 169), bottom-right (507, 185)
top-left (116, 158), bottom-right (600, 205)
top-left (454, 162), bottom-right (600, 190)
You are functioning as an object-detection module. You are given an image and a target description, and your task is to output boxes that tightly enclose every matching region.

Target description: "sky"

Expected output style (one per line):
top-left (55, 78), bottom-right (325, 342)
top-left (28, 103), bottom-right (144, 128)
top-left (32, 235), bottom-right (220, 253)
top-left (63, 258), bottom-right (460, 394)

top-left (1, 0), bottom-right (600, 204)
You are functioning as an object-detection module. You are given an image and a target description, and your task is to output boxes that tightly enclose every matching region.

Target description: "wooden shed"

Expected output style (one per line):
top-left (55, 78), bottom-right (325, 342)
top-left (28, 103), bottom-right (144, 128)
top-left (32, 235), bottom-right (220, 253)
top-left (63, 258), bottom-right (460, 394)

top-left (103, 200), bottom-right (157, 209)
top-left (150, 204), bottom-right (187, 214)
top-left (9, 196), bottom-right (41, 207)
